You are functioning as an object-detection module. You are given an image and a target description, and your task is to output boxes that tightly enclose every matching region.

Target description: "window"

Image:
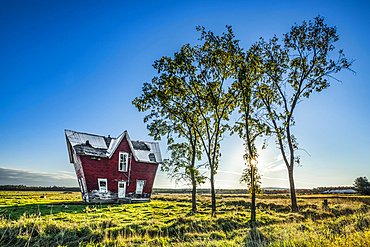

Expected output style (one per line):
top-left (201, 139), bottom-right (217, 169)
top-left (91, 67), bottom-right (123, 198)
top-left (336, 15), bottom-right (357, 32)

top-left (118, 152), bottom-right (129, 172)
top-left (98, 178), bottom-right (108, 193)
top-left (136, 180), bottom-right (145, 194)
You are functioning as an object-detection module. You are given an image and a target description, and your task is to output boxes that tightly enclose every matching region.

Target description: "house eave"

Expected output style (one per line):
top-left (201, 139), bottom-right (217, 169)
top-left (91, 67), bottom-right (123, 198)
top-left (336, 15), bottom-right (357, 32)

top-left (135, 160), bottom-right (162, 165)
top-left (65, 132), bottom-right (74, 163)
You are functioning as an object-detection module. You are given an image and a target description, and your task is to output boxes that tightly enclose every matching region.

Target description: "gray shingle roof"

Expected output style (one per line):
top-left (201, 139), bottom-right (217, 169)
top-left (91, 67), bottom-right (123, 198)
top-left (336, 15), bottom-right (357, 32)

top-left (65, 130), bottom-right (162, 164)
top-left (131, 141), bottom-right (150, 151)
top-left (73, 144), bottom-right (107, 157)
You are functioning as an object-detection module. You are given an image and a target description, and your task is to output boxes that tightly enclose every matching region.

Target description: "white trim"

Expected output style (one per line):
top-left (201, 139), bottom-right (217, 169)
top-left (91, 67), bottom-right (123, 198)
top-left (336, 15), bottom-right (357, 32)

top-left (106, 132), bottom-right (126, 158)
top-left (128, 153), bottom-right (132, 184)
top-left (98, 178), bottom-right (108, 193)
top-left (118, 152), bottom-right (129, 172)
top-left (73, 150), bottom-right (88, 196)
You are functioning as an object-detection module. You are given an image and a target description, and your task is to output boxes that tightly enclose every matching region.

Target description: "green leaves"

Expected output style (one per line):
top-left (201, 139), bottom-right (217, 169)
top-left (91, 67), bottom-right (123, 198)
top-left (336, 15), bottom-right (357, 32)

top-left (353, 177), bottom-right (370, 195)
top-left (133, 25), bottom-right (245, 215)
top-left (161, 142), bottom-right (205, 186)
top-left (133, 16), bottom-right (352, 214)
top-left (254, 15), bottom-right (353, 163)
top-left (240, 164), bottom-right (262, 194)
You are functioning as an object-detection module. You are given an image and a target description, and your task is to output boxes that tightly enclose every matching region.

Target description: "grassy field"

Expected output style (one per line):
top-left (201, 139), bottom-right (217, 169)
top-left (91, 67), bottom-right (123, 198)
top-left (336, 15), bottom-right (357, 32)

top-left (0, 191), bottom-right (369, 246)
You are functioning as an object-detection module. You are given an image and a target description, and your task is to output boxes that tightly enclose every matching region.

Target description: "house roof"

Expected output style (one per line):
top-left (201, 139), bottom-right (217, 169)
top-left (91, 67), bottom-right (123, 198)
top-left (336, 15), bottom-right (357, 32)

top-left (65, 129), bottom-right (162, 164)
top-left (323, 189), bottom-right (356, 194)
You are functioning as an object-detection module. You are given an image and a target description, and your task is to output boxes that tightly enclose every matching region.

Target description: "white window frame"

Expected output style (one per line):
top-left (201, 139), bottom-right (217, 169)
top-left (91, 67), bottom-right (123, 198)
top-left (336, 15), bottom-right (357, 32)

top-left (136, 180), bottom-right (145, 194)
top-left (98, 178), bottom-right (108, 193)
top-left (118, 152), bottom-right (129, 172)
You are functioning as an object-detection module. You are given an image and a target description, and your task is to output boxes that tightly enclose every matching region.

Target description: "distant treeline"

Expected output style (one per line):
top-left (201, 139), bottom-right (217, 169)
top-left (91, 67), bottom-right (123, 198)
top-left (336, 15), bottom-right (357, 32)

top-left (0, 185), bottom-right (80, 192)
top-left (153, 188), bottom-right (250, 194)
top-left (0, 185), bottom-right (354, 194)
top-left (250, 186), bottom-right (354, 194)
top-left (153, 187), bottom-right (355, 195)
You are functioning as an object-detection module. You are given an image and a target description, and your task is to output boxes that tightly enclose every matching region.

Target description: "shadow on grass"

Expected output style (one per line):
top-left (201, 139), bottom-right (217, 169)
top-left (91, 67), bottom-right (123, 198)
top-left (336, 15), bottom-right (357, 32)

top-left (0, 223), bottom-right (103, 247)
top-left (222, 200), bottom-right (291, 213)
top-left (0, 203), bottom-right (123, 221)
top-left (244, 227), bottom-right (266, 247)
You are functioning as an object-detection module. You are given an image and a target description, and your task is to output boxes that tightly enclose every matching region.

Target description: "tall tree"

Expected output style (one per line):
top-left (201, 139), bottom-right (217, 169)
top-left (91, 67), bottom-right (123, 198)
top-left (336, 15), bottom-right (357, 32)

top-left (132, 55), bottom-right (204, 213)
top-left (254, 16), bottom-right (353, 212)
top-left (232, 47), bottom-right (267, 223)
top-left (136, 26), bottom-right (241, 216)
top-left (187, 26), bottom-right (242, 216)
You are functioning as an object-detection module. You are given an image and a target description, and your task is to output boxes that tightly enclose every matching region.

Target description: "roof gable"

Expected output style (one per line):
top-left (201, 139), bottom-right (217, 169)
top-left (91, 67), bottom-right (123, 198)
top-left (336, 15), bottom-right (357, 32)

top-left (106, 132), bottom-right (125, 158)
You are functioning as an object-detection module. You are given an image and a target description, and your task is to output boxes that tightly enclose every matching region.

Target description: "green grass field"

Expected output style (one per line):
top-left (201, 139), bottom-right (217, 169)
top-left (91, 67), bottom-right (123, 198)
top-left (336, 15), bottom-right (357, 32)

top-left (0, 191), bottom-right (369, 246)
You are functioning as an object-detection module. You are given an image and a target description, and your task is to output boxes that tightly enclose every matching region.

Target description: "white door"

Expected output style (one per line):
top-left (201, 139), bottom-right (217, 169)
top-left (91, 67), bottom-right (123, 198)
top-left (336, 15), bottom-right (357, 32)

top-left (118, 181), bottom-right (126, 198)
top-left (136, 180), bottom-right (145, 194)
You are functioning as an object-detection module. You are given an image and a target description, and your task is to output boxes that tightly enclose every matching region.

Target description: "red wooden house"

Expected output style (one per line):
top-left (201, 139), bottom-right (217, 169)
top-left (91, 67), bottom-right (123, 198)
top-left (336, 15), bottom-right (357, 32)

top-left (65, 129), bottom-right (162, 203)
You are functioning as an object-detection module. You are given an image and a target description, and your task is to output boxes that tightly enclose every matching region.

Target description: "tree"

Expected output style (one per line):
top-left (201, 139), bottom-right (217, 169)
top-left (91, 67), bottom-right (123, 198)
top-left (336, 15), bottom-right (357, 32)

top-left (240, 163), bottom-right (262, 195)
top-left (132, 50), bottom-right (205, 213)
top-left (161, 142), bottom-right (206, 213)
top-left (186, 26), bottom-right (241, 216)
top-left (135, 26), bottom-right (241, 216)
top-left (353, 177), bottom-right (370, 195)
top-left (232, 47), bottom-right (267, 223)
top-left (253, 16), bottom-right (353, 212)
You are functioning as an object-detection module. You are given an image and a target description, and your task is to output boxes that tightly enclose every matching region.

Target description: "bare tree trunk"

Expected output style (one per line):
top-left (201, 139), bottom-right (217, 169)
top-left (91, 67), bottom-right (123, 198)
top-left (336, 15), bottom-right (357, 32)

top-left (189, 132), bottom-right (197, 213)
top-left (275, 124), bottom-right (299, 213)
top-left (191, 171), bottom-right (197, 213)
top-left (190, 146), bottom-right (197, 213)
top-left (189, 129), bottom-right (197, 213)
top-left (288, 167), bottom-right (298, 212)
top-left (210, 165), bottom-right (216, 217)
top-left (251, 164), bottom-right (256, 224)
top-left (286, 117), bottom-right (299, 213)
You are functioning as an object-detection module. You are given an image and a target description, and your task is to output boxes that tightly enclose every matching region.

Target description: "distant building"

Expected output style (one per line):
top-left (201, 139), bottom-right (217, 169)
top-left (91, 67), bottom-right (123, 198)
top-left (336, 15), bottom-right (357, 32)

top-left (65, 130), bottom-right (162, 203)
top-left (323, 189), bottom-right (356, 194)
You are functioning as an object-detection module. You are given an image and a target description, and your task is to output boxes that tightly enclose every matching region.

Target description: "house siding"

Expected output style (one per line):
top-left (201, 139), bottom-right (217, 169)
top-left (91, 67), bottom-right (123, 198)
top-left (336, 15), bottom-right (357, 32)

top-left (76, 136), bottom-right (158, 203)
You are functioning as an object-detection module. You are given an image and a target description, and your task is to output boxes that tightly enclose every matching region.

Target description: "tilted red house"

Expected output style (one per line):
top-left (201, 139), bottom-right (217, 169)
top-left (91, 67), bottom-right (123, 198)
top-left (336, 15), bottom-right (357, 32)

top-left (65, 129), bottom-right (162, 203)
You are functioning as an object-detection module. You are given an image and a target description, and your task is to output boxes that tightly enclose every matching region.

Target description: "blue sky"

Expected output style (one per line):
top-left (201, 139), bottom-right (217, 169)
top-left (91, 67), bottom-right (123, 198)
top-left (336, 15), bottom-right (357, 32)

top-left (0, 0), bottom-right (369, 189)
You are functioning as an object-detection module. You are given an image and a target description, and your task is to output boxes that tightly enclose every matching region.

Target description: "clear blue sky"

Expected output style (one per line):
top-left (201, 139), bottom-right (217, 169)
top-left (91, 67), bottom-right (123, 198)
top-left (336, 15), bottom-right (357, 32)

top-left (0, 0), bottom-right (369, 188)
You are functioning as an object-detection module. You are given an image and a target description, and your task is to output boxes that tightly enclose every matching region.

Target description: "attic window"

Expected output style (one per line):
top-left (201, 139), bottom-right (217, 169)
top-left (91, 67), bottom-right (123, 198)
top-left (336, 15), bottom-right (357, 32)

top-left (148, 153), bottom-right (156, 162)
top-left (85, 140), bottom-right (92, 147)
top-left (118, 152), bottom-right (128, 172)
